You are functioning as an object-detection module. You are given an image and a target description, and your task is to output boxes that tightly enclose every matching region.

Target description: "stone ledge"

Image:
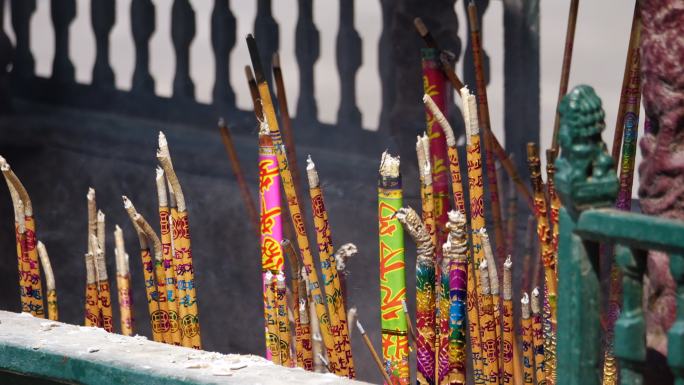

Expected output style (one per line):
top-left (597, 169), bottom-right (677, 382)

top-left (0, 311), bottom-right (370, 385)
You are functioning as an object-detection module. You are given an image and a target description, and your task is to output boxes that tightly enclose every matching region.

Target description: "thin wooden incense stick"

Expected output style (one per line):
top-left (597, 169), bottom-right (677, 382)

top-left (88, 235), bottom-right (105, 329)
top-left (123, 196), bottom-right (163, 343)
top-left (84, 250), bottom-right (101, 327)
top-left (478, 258), bottom-right (501, 384)
top-left (306, 156), bottom-right (355, 376)
top-left (395, 206), bottom-right (435, 385)
top-left (481, 228), bottom-right (501, 364)
top-left (520, 293), bottom-right (534, 384)
top-left (282, 239), bottom-right (314, 370)
top-left (134, 211), bottom-right (173, 344)
top-left (259, 125), bottom-right (286, 361)
top-left (551, 0), bottom-right (580, 150)
top-left (531, 288), bottom-right (546, 385)
top-left (272, 53), bottom-right (304, 201)
top-left (356, 319), bottom-right (393, 385)
top-left (246, 34), bottom-right (340, 375)
top-left (304, 270), bottom-right (326, 373)
top-left (502, 256), bottom-right (515, 384)
top-left (37, 241), bottom-right (58, 321)
top-left (413, 17), bottom-right (464, 91)
top-left (265, 272), bottom-right (282, 365)
top-left (527, 143), bottom-right (556, 383)
top-left (114, 225), bottom-right (134, 336)
top-left (158, 132), bottom-right (201, 349)
top-left (377, 151), bottom-right (409, 384)
top-left (276, 272), bottom-right (293, 366)
top-left (1, 157), bottom-right (44, 317)
top-left (444, 210), bottom-right (469, 385)
top-left (218, 118), bottom-right (260, 236)
top-left (467, 1), bottom-right (506, 265)
top-left (156, 168), bottom-right (181, 345)
top-left (462, 86), bottom-right (485, 381)
top-left (95, 211), bottom-right (113, 332)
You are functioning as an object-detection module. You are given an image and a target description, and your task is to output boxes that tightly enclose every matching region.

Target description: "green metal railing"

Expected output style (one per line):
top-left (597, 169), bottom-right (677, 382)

top-left (556, 85), bottom-right (684, 385)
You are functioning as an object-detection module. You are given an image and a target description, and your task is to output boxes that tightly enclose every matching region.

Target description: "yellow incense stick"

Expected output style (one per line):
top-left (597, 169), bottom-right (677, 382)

top-left (114, 225), bottom-right (134, 336)
top-left (479, 258), bottom-right (500, 384)
top-left (481, 229), bottom-right (502, 370)
top-left (265, 272), bottom-right (282, 365)
top-left (531, 288), bottom-right (546, 385)
top-left (502, 256), bottom-right (515, 384)
top-left (276, 272), bottom-right (293, 366)
top-left (158, 132), bottom-right (201, 349)
top-left (246, 35), bottom-right (340, 375)
top-left (520, 293), bottom-right (534, 384)
top-left (95, 211), bottom-right (113, 332)
top-left (37, 241), bottom-right (58, 321)
top-left (84, 250), bottom-right (100, 327)
top-left (306, 156), bottom-right (354, 376)
top-left (123, 196), bottom-right (163, 343)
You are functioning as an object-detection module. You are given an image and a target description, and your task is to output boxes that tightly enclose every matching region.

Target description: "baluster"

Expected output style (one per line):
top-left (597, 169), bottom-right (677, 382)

top-left (171, 0), bottom-right (195, 99)
top-left (295, 0), bottom-right (319, 123)
top-left (335, 0), bottom-right (361, 128)
top-left (463, 0), bottom-right (489, 88)
top-left (91, 0), bottom-right (115, 87)
top-left (253, 0), bottom-right (278, 85)
top-left (377, 0), bottom-right (394, 131)
top-left (211, 0), bottom-right (236, 108)
top-left (50, 0), bottom-right (76, 83)
top-left (668, 253), bottom-right (684, 384)
top-left (130, 0), bottom-right (155, 94)
top-left (10, 0), bottom-right (36, 78)
top-left (614, 245), bottom-right (647, 385)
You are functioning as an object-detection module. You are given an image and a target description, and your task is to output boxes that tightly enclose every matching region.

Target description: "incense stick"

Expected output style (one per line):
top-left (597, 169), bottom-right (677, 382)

top-left (84, 250), bottom-right (100, 327)
top-left (462, 86), bottom-right (485, 380)
top-left (478, 258), bottom-right (501, 383)
top-left (218, 118), bottom-right (260, 236)
top-left (306, 156), bottom-right (355, 376)
top-left (395, 207), bottom-right (435, 385)
top-left (520, 293), bottom-right (534, 384)
top-left (481, 228), bottom-right (502, 371)
top-left (158, 132), bottom-right (201, 349)
top-left (444, 210), bottom-right (469, 384)
top-left (413, 17), bottom-right (465, 91)
top-left (276, 272), bottom-right (293, 366)
top-left (114, 225), bottom-right (134, 336)
top-left (377, 151), bottom-right (409, 384)
top-left (531, 288), bottom-right (546, 385)
top-left (502, 256), bottom-right (515, 384)
top-left (95, 211), bottom-right (113, 332)
top-left (467, 1), bottom-right (506, 265)
top-left (282, 239), bottom-right (314, 370)
top-left (265, 272), bottom-right (282, 365)
top-left (551, 0), bottom-right (580, 150)
top-left (123, 196), bottom-right (163, 343)
top-left (37, 241), bottom-right (58, 321)
top-left (87, 188), bottom-right (97, 255)
top-left (356, 320), bottom-right (393, 385)
top-left (334, 243), bottom-right (357, 315)
top-left (416, 134), bottom-right (436, 249)
top-left (247, 34), bottom-right (340, 375)
top-left (546, 149), bottom-right (561, 253)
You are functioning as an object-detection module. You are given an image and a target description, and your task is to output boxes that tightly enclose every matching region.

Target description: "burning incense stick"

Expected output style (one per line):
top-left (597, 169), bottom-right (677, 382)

top-left (158, 132), bottom-right (201, 349)
top-left (84, 250), bottom-right (100, 327)
top-left (479, 259), bottom-right (501, 383)
top-left (114, 225), bottom-right (134, 336)
top-left (527, 143), bottom-right (556, 382)
top-left (347, 307), bottom-right (358, 339)
top-left (282, 239), bottom-right (313, 370)
top-left (334, 243), bottom-right (357, 313)
top-left (272, 53), bottom-right (304, 200)
top-left (444, 210), bottom-right (469, 384)
top-left (551, 0), bottom-right (580, 150)
top-left (37, 241), bottom-right (57, 321)
top-left (247, 35), bottom-right (340, 375)
top-left (462, 86), bottom-right (485, 380)
top-left (467, 1), bottom-right (506, 264)
top-left (218, 118), bottom-right (260, 236)
top-left (87, 188), bottom-right (97, 255)
top-left (122, 196), bottom-right (163, 343)
top-left (1, 157), bottom-right (44, 317)
top-left (423, 94), bottom-right (467, 215)
top-left (531, 288), bottom-right (546, 385)
top-left (416, 135), bottom-right (436, 249)
top-left (520, 293), bottom-right (534, 384)
top-left (481, 229), bottom-right (502, 368)
top-left (134, 211), bottom-right (173, 344)
top-left (356, 320), bottom-right (393, 385)
top-left (95, 211), bottom-right (113, 332)
top-left (306, 156), bottom-right (354, 376)
top-left (304, 269), bottom-right (325, 373)
top-left (377, 152), bottom-right (409, 384)
top-left (276, 272), bottom-right (293, 366)
top-left (156, 168), bottom-right (181, 345)
top-left (502, 256), bottom-right (515, 384)
top-left (395, 206), bottom-right (435, 385)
